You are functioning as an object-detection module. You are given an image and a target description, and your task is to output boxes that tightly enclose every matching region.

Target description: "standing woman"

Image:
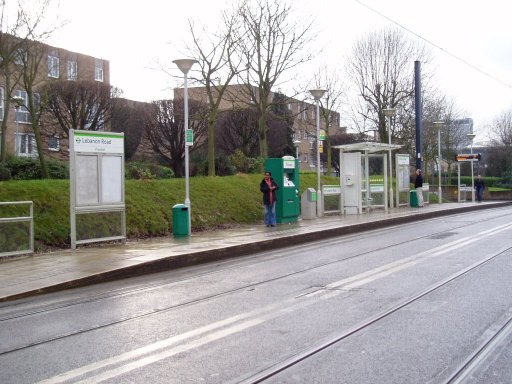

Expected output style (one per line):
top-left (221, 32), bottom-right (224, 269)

top-left (414, 169), bottom-right (424, 207)
top-left (260, 171), bottom-right (279, 227)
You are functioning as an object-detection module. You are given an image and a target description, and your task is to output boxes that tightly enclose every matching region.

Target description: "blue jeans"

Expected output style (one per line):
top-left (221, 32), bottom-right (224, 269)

top-left (476, 187), bottom-right (484, 202)
top-left (264, 202), bottom-right (276, 226)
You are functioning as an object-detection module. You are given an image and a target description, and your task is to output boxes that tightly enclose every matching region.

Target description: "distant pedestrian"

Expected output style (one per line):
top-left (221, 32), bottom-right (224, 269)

top-left (475, 174), bottom-right (485, 202)
top-left (260, 171), bottom-right (279, 227)
top-left (414, 169), bottom-right (424, 207)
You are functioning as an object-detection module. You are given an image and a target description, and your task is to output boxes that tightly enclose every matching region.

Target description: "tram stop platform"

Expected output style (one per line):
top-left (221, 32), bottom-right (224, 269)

top-left (1, 201), bottom-right (510, 302)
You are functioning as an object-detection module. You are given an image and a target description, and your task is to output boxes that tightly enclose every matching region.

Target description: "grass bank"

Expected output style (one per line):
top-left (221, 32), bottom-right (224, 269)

top-left (0, 173), bottom-right (337, 250)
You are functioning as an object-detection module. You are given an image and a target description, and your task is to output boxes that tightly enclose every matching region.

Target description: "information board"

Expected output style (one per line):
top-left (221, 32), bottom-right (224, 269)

top-left (70, 130), bottom-right (126, 249)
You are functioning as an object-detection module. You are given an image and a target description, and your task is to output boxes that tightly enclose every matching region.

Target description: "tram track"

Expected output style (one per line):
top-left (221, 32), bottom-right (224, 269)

top-left (238, 245), bottom-right (512, 383)
top-left (0, 212), bottom-right (509, 358)
top-left (2, 210), bottom-right (500, 321)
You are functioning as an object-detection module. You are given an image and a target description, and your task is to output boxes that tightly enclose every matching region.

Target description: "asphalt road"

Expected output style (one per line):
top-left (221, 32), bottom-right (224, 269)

top-left (1, 207), bottom-right (512, 383)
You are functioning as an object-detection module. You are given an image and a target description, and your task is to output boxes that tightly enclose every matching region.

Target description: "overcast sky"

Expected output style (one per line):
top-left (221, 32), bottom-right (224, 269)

top-left (38, 0), bottom-right (512, 137)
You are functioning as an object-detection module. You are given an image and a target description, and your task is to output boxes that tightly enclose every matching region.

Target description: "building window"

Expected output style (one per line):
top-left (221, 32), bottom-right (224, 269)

top-left (18, 133), bottom-right (37, 157)
top-left (67, 60), bottom-right (78, 80)
top-left (48, 55), bottom-right (60, 78)
top-left (0, 87), bottom-right (4, 121)
top-left (15, 49), bottom-right (26, 65)
top-left (303, 107), bottom-right (307, 120)
top-left (95, 60), bottom-right (104, 82)
top-left (48, 136), bottom-right (60, 151)
top-left (302, 154), bottom-right (308, 163)
top-left (14, 90), bottom-right (40, 123)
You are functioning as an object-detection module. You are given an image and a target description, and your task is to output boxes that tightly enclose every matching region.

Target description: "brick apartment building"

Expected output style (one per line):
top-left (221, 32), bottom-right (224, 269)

top-left (0, 34), bottom-right (110, 159)
top-left (175, 84), bottom-right (344, 170)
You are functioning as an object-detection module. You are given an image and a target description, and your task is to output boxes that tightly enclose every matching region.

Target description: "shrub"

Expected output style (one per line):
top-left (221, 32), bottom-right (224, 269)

top-left (0, 162), bottom-right (11, 180)
top-left (229, 150), bottom-right (264, 174)
top-left (47, 160), bottom-right (69, 179)
top-left (6, 157), bottom-right (42, 179)
top-left (216, 154), bottom-right (236, 176)
top-left (125, 161), bottom-right (174, 179)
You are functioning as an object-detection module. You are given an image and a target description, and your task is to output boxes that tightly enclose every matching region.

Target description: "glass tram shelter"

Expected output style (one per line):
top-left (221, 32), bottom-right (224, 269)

top-left (333, 142), bottom-right (404, 214)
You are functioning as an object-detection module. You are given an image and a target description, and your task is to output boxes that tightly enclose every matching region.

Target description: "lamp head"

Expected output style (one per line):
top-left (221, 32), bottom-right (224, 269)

top-left (309, 89), bottom-right (326, 100)
top-left (173, 59), bottom-right (198, 75)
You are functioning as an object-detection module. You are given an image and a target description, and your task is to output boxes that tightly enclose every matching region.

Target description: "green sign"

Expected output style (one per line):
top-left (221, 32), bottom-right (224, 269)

top-left (319, 129), bottom-right (326, 141)
top-left (186, 129), bottom-right (194, 146)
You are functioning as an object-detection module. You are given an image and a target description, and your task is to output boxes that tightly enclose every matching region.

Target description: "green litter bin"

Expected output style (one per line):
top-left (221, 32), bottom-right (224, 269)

top-left (172, 204), bottom-right (189, 237)
top-left (410, 190), bottom-right (418, 207)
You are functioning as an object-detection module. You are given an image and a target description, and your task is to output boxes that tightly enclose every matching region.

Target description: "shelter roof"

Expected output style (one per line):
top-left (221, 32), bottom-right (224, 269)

top-left (332, 141), bottom-right (402, 154)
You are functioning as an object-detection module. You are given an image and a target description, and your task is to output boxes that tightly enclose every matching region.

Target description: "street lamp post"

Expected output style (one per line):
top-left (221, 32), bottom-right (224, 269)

top-left (433, 122), bottom-right (444, 204)
top-left (309, 89), bottom-right (326, 217)
top-left (12, 96), bottom-right (23, 155)
top-left (173, 58), bottom-right (198, 235)
top-left (383, 108), bottom-right (396, 209)
top-left (467, 133), bottom-right (476, 203)
top-left (293, 140), bottom-right (301, 159)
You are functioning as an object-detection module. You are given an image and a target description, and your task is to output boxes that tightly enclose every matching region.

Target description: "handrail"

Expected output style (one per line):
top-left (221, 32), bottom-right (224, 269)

top-left (0, 201), bottom-right (34, 258)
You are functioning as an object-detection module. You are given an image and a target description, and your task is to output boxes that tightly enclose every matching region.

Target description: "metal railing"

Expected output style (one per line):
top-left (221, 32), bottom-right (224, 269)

top-left (0, 201), bottom-right (34, 257)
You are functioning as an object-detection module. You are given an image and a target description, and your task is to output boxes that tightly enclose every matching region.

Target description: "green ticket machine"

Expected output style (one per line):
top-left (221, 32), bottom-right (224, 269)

top-left (265, 156), bottom-right (300, 223)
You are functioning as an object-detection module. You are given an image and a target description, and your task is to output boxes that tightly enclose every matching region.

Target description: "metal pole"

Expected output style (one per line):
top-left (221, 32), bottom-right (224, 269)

top-left (15, 106), bottom-right (19, 155)
top-left (316, 99), bottom-right (322, 217)
top-left (184, 72), bottom-right (191, 234)
top-left (387, 115), bottom-right (393, 209)
top-left (414, 61), bottom-right (423, 170)
top-left (438, 128), bottom-right (442, 204)
top-left (470, 140), bottom-right (475, 203)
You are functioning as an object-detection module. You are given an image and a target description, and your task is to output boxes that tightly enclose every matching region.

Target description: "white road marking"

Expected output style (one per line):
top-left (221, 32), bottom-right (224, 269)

top-left (38, 222), bottom-right (512, 383)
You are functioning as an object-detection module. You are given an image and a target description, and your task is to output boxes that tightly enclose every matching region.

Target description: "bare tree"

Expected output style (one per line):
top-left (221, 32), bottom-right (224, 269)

top-left (314, 67), bottom-right (347, 175)
top-left (111, 98), bottom-right (151, 160)
top-left (488, 109), bottom-right (512, 181)
top-left (17, 38), bottom-right (52, 176)
top-left (215, 107), bottom-right (259, 157)
top-left (489, 110), bottom-right (512, 146)
top-left (346, 27), bottom-right (432, 145)
top-left (0, 0), bottom-right (55, 163)
top-left (234, 0), bottom-right (314, 158)
top-left (145, 98), bottom-right (208, 177)
top-left (42, 80), bottom-right (122, 137)
top-left (186, 9), bottom-right (242, 176)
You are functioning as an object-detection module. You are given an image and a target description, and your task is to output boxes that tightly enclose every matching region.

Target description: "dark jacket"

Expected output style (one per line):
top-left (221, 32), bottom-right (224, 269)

top-left (414, 173), bottom-right (423, 189)
top-left (475, 178), bottom-right (485, 190)
top-left (260, 177), bottom-right (279, 205)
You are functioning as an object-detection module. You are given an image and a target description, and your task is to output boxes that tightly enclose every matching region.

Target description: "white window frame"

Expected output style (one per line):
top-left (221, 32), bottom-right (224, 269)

top-left (18, 133), bottom-right (37, 157)
top-left (14, 90), bottom-right (29, 123)
top-left (48, 55), bottom-right (60, 78)
top-left (14, 90), bottom-right (40, 124)
top-left (15, 49), bottom-right (26, 65)
top-left (48, 135), bottom-right (60, 151)
top-left (67, 60), bottom-right (78, 80)
top-left (94, 65), bottom-right (104, 82)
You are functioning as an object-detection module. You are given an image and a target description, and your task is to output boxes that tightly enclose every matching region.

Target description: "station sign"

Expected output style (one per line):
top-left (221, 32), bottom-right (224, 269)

top-left (455, 153), bottom-right (481, 162)
top-left (185, 129), bottom-right (194, 146)
top-left (72, 131), bottom-right (124, 154)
